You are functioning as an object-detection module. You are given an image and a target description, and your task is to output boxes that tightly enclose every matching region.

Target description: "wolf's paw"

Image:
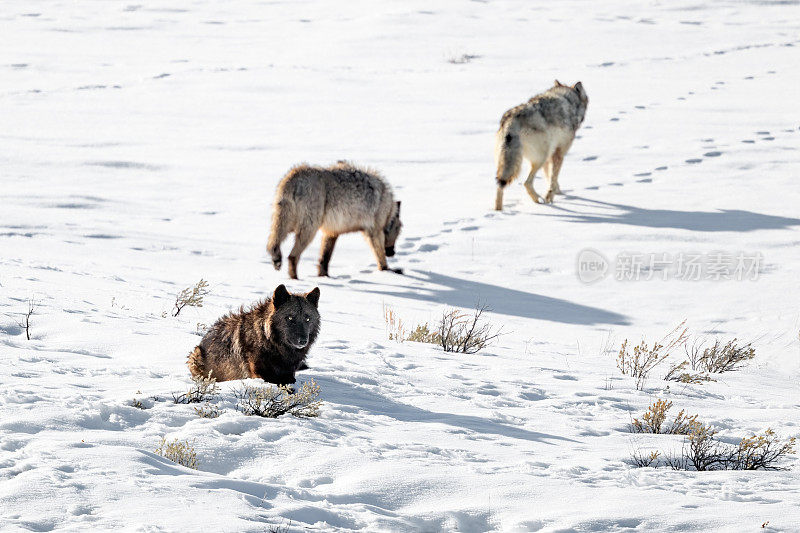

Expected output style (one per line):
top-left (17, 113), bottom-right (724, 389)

top-left (272, 259), bottom-right (282, 270)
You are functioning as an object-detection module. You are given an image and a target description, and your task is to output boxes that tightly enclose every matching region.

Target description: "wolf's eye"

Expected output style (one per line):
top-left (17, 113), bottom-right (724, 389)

top-left (287, 316), bottom-right (293, 321)
top-left (305, 317), bottom-right (310, 322)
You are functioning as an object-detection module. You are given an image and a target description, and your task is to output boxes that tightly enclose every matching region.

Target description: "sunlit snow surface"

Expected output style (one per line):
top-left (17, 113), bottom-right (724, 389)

top-left (2, 1), bottom-right (800, 531)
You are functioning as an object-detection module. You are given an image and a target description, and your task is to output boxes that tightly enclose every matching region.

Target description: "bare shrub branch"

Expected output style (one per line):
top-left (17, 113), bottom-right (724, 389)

top-left (6, 298), bottom-right (38, 340)
top-left (635, 420), bottom-right (795, 471)
top-left (734, 429), bottom-right (796, 470)
top-left (630, 447), bottom-right (660, 468)
top-left (236, 380), bottom-right (321, 418)
top-left (172, 279), bottom-right (210, 317)
top-left (616, 321), bottom-right (688, 390)
top-left (173, 372), bottom-right (219, 404)
top-left (664, 360), bottom-right (713, 384)
top-left (698, 338), bottom-right (755, 373)
top-left (194, 402), bottom-right (221, 418)
top-left (437, 304), bottom-right (502, 354)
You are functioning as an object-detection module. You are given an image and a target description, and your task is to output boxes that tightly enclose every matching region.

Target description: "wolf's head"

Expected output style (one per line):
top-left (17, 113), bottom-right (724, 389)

top-left (383, 201), bottom-right (403, 257)
top-left (268, 284), bottom-right (321, 351)
top-left (572, 81), bottom-right (588, 106)
top-left (554, 80), bottom-right (588, 127)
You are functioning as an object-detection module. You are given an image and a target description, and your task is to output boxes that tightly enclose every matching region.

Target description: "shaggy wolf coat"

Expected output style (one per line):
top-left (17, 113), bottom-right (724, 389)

top-left (267, 161), bottom-right (402, 279)
top-left (188, 285), bottom-right (320, 385)
top-left (494, 80), bottom-right (588, 209)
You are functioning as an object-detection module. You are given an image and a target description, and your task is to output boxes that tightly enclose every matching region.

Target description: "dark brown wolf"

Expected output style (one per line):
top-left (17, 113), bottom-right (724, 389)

top-left (267, 160), bottom-right (403, 279)
top-left (187, 285), bottom-right (320, 385)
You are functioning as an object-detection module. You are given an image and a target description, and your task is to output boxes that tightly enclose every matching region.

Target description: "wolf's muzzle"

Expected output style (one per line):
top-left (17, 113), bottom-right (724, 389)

top-left (292, 338), bottom-right (309, 349)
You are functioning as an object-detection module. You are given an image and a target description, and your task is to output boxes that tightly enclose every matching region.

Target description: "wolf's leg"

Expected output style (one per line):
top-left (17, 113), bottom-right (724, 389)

top-left (317, 233), bottom-right (338, 277)
top-left (494, 186), bottom-right (505, 211)
top-left (288, 227), bottom-right (316, 280)
top-left (523, 161), bottom-right (544, 204)
top-left (545, 148), bottom-right (565, 203)
top-left (365, 230), bottom-right (393, 272)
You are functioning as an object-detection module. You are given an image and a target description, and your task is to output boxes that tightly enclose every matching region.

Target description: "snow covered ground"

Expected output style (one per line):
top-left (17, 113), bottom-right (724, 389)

top-left (2, 0), bottom-right (800, 531)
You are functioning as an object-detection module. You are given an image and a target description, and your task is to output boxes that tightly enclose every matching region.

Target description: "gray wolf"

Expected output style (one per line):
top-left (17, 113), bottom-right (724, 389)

top-left (188, 284), bottom-right (320, 384)
top-left (267, 161), bottom-right (403, 279)
top-left (494, 80), bottom-right (588, 209)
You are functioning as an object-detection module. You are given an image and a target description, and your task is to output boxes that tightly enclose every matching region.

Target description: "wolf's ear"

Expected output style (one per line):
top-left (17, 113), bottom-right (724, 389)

top-left (395, 200), bottom-right (401, 215)
top-left (574, 81), bottom-right (585, 96)
top-left (272, 284), bottom-right (290, 308)
top-left (554, 79), bottom-right (564, 87)
top-left (305, 287), bottom-right (320, 307)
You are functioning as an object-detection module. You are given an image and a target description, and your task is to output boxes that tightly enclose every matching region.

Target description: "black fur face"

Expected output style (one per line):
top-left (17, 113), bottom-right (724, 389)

top-left (269, 285), bottom-right (321, 350)
top-left (384, 201), bottom-right (402, 257)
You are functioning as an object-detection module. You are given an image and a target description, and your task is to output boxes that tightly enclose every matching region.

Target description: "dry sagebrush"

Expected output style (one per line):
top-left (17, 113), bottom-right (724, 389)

top-left (236, 380), bottom-right (322, 418)
top-left (694, 338), bottom-right (755, 373)
top-left (382, 304), bottom-right (501, 354)
top-left (172, 278), bottom-right (210, 317)
top-left (631, 420), bottom-right (795, 471)
top-left (437, 305), bottom-right (502, 354)
top-left (155, 437), bottom-right (198, 469)
top-left (616, 321), bottom-right (688, 390)
top-left (173, 372), bottom-right (219, 404)
top-left (631, 399), bottom-right (700, 435)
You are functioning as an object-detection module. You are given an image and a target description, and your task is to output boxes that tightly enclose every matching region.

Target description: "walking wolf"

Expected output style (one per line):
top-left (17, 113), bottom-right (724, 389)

top-left (494, 80), bottom-right (588, 209)
top-left (267, 161), bottom-right (402, 279)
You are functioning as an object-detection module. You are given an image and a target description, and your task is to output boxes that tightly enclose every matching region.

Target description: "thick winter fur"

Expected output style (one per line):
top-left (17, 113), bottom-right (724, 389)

top-left (267, 160), bottom-right (403, 279)
top-left (187, 285), bottom-right (321, 385)
top-left (494, 80), bottom-right (589, 209)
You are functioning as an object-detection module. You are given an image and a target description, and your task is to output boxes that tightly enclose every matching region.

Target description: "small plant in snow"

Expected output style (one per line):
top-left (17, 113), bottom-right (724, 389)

top-left (437, 304), bottom-right (502, 354)
top-left (172, 278), bottom-right (210, 317)
top-left (631, 399), bottom-right (699, 435)
top-left (194, 402), bottom-right (221, 418)
top-left (236, 380), bottom-right (321, 418)
top-left (616, 321), bottom-right (688, 390)
top-left (664, 360), bottom-right (713, 384)
top-left (155, 437), bottom-right (198, 469)
top-left (406, 322), bottom-right (440, 344)
top-left (630, 447), bottom-right (660, 468)
top-left (634, 422), bottom-right (795, 471)
top-left (734, 429), bottom-right (796, 470)
top-left (663, 336), bottom-right (754, 384)
top-left (6, 298), bottom-right (37, 340)
top-left (696, 338), bottom-right (755, 373)
top-left (131, 398), bottom-right (146, 409)
top-left (173, 371), bottom-right (219, 404)
top-left (267, 521), bottom-right (292, 533)
top-left (383, 304), bottom-right (406, 342)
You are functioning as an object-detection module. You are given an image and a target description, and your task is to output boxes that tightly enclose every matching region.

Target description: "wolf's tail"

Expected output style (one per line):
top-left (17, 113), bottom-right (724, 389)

top-left (494, 120), bottom-right (523, 187)
top-left (187, 346), bottom-right (205, 378)
top-left (267, 198), bottom-right (294, 270)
